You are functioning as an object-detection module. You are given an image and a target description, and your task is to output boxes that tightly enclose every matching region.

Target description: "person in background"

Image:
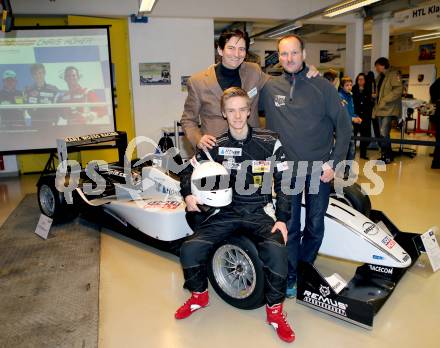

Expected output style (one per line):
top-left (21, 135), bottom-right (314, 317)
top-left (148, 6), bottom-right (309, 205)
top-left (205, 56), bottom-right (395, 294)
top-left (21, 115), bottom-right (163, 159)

top-left (339, 76), bottom-right (362, 179)
top-left (430, 77), bottom-right (440, 169)
top-left (372, 57), bottom-right (403, 164)
top-left (0, 70), bottom-right (25, 128)
top-left (25, 63), bottom-right (59, 126)
top-left (259, 34), bottom-right (351, 298)
top-left (56, 66), bottom-right (107, 125)
top-left (180, 29), bottom-right (319, 152)
top-left (323, 69), bottom-right (339, 89)
top-left (352, 73), bottom-right (373, 160)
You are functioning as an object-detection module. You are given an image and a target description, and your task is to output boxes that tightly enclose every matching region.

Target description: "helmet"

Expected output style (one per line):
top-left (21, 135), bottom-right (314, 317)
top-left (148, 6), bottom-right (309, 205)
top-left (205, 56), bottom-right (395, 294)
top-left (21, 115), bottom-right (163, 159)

top-left (191, 161), bottom-right (232, 207)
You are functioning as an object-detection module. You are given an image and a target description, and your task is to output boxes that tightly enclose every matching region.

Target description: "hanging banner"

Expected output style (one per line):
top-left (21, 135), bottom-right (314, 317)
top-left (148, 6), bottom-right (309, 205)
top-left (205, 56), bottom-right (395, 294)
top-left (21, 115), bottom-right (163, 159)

top-left (394, 1), bottom-right (440, 28)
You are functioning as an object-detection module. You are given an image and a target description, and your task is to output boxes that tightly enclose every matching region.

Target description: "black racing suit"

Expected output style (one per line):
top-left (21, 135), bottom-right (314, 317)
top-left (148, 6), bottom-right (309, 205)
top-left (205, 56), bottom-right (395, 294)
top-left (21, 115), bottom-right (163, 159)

top-left (179, 126), bottom-right (291, 306)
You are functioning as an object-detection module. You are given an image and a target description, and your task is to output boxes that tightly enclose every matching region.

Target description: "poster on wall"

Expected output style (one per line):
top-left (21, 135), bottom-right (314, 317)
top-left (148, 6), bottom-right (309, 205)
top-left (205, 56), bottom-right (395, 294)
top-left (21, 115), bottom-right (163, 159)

top-left (418, 43), bottom-right (436, 61)
top-left (408, 64), bottom-right (437, 101)
top-left (181, 75), bottom-right (190, 92)
top-left (139, 63), bottom-right (171, 85)
top-left (264, 50), bottom-right (281, 76)
top-left (320, 49), bottom-right (341, 64)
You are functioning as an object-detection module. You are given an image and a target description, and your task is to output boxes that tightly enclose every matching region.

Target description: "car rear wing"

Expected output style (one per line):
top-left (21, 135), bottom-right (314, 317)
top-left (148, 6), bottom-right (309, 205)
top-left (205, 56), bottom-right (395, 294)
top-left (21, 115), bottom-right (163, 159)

top-left (40, 131), bottom-right (127, 175)
top-left (56, 131), bottom-right (127, 168)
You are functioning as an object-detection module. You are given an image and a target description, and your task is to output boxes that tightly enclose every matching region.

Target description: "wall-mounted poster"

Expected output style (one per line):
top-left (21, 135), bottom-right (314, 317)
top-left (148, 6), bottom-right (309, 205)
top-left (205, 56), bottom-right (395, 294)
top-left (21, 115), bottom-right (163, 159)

top-left (264, 50), bottom-right (281, 76)
top-left (418, 43), bottom-right (436, 61)
top-left (139, 62), bottom-right (171, 85)
top-left (181, 75), bottom-right (190, 92)
top-left (320, 49), bottom-right (341, 64)
top-left (408, 64), bottom-right (436, 101)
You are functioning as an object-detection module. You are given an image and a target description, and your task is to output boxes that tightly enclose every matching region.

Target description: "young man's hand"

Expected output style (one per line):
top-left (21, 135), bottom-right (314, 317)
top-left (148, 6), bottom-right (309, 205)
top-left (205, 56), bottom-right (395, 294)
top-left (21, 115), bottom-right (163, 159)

top-left (352, 117), bottom-right (362, 124)
top-left (185, 195), bottom-right (201, 212)
top-left (197, 135), bottom-right (216, 150)
top-left (320, 167), bottom-right (335, 183)
top-left (272, 221), bottom-right (288, 244)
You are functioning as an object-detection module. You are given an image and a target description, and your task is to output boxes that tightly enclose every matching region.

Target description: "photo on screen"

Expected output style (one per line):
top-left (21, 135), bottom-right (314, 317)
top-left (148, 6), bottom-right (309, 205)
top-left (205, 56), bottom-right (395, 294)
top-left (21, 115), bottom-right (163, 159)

top-left (0, 27), bottom-right (115, 152)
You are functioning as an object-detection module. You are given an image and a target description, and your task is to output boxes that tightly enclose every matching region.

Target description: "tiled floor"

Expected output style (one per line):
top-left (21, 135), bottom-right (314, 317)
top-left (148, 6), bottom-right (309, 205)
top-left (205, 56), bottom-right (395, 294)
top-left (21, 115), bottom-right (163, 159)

top-left (1, 143), bottom-right (439, 348)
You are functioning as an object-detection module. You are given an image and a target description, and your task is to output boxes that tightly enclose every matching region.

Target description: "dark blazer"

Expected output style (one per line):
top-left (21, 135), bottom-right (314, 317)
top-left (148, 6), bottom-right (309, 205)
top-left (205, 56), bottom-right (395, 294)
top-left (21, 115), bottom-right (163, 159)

top-left (180, 62), bottom-right (269, 148)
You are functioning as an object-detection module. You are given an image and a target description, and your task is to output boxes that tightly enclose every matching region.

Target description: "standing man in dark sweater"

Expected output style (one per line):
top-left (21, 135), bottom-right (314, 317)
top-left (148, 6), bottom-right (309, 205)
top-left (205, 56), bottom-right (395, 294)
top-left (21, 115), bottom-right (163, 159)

top-left (259, 34), bottom-right (351, 298)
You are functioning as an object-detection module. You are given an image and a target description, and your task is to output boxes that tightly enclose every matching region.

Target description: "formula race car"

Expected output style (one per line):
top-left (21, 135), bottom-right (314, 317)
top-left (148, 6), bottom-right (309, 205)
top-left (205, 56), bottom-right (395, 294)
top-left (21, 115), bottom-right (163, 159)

top-left (37, 131), bottom-right (425, 329)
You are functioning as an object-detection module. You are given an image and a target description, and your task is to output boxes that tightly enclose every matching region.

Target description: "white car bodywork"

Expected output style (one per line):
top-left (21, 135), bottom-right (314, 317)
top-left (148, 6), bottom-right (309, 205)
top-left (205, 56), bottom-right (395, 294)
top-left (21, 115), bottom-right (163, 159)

top-left (78, 166), bottom-right (411, 268)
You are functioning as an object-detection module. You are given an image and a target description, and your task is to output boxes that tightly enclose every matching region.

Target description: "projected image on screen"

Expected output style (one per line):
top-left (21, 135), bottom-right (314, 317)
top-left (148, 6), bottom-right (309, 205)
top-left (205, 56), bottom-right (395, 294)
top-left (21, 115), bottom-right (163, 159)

top-left (0, 27), bottom-right (115, 152)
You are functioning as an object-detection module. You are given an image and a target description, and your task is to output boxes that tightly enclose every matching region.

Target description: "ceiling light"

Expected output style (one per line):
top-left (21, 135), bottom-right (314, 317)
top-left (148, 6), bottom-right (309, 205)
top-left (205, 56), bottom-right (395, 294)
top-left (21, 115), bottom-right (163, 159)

top-left (323, 0), bottom-right (381, 18)
top-left (411, 32), bottom-right (440, 42)
top-left (267, 23), bottom-right (302, 38)
top-left (139, 0), bottom-right (156, 12)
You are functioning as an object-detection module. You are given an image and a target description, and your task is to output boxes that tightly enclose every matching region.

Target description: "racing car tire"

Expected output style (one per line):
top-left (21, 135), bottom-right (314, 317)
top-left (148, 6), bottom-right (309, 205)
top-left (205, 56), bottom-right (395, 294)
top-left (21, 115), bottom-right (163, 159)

top-left (330, 182), bottom-right (371, 217)
top-left (37, 178), bottom-right (79, 223)
top-left (208, 235), bottom-right (265, 310)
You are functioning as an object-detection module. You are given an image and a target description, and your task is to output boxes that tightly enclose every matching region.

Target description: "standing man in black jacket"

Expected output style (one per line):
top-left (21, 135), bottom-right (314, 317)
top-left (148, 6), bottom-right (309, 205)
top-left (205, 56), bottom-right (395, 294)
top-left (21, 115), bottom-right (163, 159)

top-left (259, 34), bottom-right (351, 298)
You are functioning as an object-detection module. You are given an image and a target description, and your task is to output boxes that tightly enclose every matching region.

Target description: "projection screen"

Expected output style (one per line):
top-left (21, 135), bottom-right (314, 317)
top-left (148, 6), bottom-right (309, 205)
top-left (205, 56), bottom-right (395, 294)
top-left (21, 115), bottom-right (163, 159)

top-left (0, 27), bottom-right (115, 152)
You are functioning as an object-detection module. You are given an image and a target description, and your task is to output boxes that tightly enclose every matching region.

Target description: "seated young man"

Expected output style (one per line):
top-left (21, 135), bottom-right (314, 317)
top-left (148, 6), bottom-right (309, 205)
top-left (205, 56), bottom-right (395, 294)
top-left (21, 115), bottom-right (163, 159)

top-left (176, 87), bottom-right (295, 343)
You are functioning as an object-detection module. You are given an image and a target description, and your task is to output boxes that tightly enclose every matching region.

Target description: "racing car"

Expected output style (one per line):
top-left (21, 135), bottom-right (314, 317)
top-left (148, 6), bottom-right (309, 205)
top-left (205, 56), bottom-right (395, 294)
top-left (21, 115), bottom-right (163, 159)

top-left (37, 131), bottom-right (425, 329)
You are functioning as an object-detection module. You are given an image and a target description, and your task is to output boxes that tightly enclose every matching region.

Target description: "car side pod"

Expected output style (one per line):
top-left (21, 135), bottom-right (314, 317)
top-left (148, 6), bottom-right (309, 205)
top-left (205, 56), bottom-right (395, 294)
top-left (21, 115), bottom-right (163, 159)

top-left (296, 209), bottom-right (424, 330)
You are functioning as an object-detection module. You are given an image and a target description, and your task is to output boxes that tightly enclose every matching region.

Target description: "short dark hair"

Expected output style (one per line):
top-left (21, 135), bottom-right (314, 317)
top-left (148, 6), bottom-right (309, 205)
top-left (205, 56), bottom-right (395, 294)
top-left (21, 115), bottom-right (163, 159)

top-left (374, 57), bottom-right (390, 69)
top-left (277, 34), bottom-right (305, 51)
top-left (221, 87), bottom-right (250, 112)
top-left (323, 70), bottom-right (338, 82)
top-left (30, 63), bottom-right (45, 75)
top-left (217, 29), bottom-right (250, 52)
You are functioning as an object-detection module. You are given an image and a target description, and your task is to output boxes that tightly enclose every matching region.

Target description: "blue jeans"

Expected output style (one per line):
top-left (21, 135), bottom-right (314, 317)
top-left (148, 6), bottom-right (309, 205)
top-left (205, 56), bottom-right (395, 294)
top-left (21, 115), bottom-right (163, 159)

top-left (378, 116), bottom-right (395, 158)
top-left (287, 174), bottom-right (331, 284)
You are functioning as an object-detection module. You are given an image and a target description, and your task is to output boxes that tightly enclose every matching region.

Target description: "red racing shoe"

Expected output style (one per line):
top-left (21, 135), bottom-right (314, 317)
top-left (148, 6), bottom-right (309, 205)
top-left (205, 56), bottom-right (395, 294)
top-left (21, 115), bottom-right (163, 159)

top-left (266, 303), bottom-right (295, 343)
top-left (175, 290), bottom-right (209, 320)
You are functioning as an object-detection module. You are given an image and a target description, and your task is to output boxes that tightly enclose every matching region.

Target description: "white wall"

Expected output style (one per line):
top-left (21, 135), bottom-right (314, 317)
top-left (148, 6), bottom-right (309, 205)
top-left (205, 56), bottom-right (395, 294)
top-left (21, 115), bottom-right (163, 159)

top-left (129, 17), bottom-right (214, 155)
top-left (251, 40), bottom-right (346, 71)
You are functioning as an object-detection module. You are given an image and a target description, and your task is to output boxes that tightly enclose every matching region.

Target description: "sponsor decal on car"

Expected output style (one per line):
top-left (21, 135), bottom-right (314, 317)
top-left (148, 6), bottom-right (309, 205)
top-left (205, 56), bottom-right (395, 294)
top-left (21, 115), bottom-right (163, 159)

top-left (369, 265), bottom-right (393, 274)
top-left (65, 131), bottom-right (118, 143)
top-left (105, 169), bottom-right (127, 178)
top-left (143, 200), bottom-right (181, 210)
top-left (303, 288), bottom-right (348, 317)
top-left (363, 222), bottom-right (378, 236)
top-left (381, 236), bottom-right (396, 249)
top-left (373, 255), bottom-right (385, 260)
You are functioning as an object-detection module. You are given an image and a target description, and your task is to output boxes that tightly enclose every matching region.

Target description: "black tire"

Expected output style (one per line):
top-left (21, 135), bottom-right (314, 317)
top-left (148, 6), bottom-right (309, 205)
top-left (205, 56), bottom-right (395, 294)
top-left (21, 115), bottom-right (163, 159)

top-left (330, 182), bottom-right (371, 217)
top-left (208, 235), bottom-right (265, 310)
top-left (37, 177), bottom-right (79, 223)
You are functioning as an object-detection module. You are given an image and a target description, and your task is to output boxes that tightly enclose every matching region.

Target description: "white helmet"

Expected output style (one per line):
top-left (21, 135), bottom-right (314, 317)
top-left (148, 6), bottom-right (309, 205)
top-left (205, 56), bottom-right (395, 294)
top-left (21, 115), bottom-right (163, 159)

top-left (191, 161), bottom-right (232, 207)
